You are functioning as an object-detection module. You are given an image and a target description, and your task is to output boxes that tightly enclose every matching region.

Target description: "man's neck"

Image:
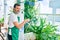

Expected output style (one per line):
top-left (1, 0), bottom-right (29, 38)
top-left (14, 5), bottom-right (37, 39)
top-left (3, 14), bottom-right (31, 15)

top-left (13, 11), bottom-right (18, 14)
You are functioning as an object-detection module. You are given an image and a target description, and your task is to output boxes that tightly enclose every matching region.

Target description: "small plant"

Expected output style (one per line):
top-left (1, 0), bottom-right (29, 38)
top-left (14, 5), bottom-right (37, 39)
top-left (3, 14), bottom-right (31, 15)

top-left (0, 17), bottom-right (4, 27)
top-left (0, 17), bottom-right (4, 32)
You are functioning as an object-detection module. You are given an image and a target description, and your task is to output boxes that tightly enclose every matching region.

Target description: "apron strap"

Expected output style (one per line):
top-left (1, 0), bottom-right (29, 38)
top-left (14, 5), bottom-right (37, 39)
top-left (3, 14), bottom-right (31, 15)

top-left (17, 16), bottom-right (20, 22)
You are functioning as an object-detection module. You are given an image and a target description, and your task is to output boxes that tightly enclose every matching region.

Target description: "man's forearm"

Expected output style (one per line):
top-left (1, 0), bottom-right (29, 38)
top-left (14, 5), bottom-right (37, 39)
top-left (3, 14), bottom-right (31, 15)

top-left (13, 19), bottom-right (30, 29)
top-left (18, 20), bottom-right (26, 29)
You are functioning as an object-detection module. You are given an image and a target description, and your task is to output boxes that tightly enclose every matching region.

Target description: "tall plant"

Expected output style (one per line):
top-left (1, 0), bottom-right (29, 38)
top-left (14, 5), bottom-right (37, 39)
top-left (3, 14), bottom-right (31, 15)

top-left (24, 0), bottom-right (58, 40)
top-left (24, 0), bottom-right (35, 19)
top-left (24, 0), bottom-right (36, 33)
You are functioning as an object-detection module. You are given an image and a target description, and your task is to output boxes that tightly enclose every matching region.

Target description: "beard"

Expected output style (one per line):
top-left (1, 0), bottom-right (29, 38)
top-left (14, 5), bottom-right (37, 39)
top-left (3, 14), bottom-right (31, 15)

top-left (13, 11), bottom-right (20, 14)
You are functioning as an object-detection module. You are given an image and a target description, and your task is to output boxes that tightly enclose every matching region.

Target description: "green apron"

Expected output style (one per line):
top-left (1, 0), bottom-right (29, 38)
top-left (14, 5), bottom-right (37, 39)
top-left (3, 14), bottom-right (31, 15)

top-left (11, 16), bottom-right (20, 40)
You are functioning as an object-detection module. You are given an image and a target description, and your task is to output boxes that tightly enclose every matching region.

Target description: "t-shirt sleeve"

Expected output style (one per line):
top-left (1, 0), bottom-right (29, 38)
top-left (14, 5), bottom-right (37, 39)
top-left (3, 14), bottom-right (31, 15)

top-left (10, 14), bottom-right (18, 23)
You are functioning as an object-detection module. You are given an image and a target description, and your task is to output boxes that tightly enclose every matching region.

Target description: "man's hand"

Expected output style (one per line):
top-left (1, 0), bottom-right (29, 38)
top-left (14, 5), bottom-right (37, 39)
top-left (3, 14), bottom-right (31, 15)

top-left (25, 19), bottom-right (30, 23)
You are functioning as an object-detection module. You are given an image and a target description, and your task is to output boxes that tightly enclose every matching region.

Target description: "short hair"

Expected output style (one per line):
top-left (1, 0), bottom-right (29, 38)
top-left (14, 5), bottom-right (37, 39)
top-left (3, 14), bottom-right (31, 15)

top-left (14, 3), bottom-right (20, 8)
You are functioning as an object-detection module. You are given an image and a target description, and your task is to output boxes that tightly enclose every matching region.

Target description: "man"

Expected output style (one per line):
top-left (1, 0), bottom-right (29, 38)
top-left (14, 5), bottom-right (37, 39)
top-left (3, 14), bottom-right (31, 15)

top-left (8, 3), bottom-right (30, 40)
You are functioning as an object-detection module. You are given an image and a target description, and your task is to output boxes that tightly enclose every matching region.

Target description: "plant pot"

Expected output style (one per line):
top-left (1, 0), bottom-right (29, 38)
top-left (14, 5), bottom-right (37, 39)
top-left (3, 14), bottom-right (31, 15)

top-left (24, 32), bottom-right (36, 40)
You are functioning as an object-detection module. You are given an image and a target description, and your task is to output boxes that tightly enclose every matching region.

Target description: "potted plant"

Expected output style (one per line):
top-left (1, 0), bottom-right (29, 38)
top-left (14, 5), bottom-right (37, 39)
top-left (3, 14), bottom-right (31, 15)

top-left (24, 0), bottom-right (58, 40)
top-left (24, 17), bottom-right (58, 40)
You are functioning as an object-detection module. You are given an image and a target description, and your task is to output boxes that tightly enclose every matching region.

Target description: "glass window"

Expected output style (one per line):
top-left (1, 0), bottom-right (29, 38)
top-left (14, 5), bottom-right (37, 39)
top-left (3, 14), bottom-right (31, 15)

top-left (35, 0), bottom-right (60, 31)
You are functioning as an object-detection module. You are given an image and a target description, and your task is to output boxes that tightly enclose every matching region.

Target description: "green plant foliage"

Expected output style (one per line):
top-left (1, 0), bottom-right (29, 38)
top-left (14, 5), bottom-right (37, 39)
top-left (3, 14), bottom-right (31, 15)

top-left (0, 17), bottom-right (4, 23)
top-left (24, 0), bottom-right (59, 40)
top-left (24, 17), bottom-right (58, 40)
top-left (24, 0), bottom-right (35, 19)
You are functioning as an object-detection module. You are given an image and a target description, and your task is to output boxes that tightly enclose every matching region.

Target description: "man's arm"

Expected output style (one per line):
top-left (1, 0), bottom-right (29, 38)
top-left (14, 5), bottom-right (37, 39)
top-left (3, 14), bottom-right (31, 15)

top-left (13, 19), bottom-right (30, 29)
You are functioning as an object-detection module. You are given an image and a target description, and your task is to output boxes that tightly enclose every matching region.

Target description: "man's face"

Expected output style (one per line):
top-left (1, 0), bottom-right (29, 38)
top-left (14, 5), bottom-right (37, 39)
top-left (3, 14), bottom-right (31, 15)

top-left (14, 6), bottom-right (20, 13)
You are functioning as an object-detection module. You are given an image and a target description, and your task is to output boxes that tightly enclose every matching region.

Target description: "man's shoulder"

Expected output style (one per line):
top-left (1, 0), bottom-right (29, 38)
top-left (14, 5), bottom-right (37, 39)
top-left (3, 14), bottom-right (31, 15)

top-left (10, 13), bottom-right (16, 17)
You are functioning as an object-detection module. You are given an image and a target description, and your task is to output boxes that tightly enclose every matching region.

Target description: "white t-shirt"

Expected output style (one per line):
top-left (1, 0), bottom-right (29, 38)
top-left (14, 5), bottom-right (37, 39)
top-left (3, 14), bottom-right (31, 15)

top-left (8, 12), bottom-right (24, 35)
